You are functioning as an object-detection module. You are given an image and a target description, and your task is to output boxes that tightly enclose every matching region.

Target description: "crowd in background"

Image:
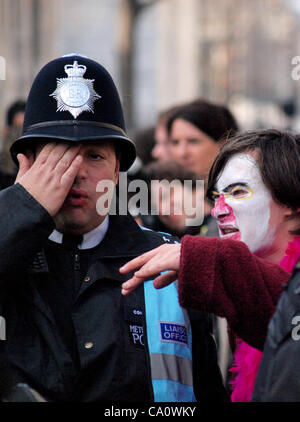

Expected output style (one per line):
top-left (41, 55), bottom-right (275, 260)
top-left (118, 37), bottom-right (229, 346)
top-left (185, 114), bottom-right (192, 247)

top-left (0, 100), bottom-right (25, 189)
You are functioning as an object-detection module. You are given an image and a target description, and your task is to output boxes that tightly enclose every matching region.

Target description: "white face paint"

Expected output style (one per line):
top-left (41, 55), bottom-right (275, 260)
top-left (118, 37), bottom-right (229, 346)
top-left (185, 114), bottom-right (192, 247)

top-left (211, 153), bottom-right (276, 253)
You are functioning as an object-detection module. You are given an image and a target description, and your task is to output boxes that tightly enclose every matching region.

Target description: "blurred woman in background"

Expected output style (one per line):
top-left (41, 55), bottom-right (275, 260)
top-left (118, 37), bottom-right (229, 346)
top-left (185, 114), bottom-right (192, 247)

top-left (167, 99), bottom-right (238, 180)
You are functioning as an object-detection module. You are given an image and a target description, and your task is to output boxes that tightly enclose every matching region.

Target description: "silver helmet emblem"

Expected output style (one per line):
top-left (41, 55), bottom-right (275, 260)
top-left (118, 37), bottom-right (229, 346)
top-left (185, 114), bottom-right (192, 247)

top-left (50, 60), bottom-right (101, 119)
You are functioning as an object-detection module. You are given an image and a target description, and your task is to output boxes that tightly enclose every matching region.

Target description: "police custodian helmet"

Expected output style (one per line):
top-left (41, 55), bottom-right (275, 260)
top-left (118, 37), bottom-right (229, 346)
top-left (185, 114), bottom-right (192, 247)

top-left (10, 54), bottom-right (136, 171)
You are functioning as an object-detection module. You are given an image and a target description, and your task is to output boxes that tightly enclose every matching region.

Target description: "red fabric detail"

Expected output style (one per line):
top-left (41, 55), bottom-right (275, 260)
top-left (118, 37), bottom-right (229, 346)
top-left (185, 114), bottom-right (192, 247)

top-left (178, 235), bottom-right (289, 350)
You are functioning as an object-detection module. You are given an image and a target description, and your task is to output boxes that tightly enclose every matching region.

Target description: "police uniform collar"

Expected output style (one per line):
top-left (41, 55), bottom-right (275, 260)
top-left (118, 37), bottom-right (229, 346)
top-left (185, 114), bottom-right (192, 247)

top-left (48, 215), bottom-right (109, 249)
top-left (91, 214), bottom-right (168, 258)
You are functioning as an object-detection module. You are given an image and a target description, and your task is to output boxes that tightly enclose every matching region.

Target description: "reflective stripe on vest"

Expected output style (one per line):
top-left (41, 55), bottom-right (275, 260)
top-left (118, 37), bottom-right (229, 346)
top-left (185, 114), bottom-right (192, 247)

top-left (144, 278), bottom-right (196, 402)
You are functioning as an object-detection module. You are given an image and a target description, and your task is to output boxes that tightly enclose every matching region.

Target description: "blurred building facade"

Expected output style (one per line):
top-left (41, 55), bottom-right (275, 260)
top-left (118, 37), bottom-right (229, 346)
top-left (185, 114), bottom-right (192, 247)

top-left (1, 0), bottom-right (300, 135)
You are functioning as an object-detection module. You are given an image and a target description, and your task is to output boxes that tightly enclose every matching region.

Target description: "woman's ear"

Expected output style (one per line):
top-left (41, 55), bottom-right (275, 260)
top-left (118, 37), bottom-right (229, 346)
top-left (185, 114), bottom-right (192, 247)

top-left (284, 206), bottom-right (300, 222)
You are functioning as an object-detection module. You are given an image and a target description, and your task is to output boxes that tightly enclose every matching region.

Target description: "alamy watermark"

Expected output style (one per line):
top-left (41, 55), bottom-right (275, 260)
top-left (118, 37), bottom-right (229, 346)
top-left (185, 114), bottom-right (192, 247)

top-left (291, 315), bottom-right (300, 341)
top-left (0, 56), bottom-right (6, 80)
top-left (0, 316), bottom-right (6, 340)
top-left (95, 172), bottom-right (205, 227)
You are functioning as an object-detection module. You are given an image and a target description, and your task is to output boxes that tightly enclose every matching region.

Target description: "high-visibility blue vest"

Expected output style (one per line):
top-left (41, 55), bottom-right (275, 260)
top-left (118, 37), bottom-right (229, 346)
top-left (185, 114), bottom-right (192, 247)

top-left (144, 278), bottom-right (196, 402)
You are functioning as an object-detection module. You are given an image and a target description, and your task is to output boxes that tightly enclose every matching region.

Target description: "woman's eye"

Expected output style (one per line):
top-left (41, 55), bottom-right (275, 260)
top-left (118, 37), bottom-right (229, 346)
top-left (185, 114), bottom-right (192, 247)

top-left (230, 187), bottom-right (250, 198)
top-left (232, 189), bottom-right (246, 196)
top-left (188, 138), bottom-right (201, 145)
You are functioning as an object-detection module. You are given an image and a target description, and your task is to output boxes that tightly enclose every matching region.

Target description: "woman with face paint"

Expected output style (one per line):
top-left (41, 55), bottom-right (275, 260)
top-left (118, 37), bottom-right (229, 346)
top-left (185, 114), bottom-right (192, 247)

top-left (207, 130), bottom-right (300, 401)
top-left (121, 129), bottom-right (300, 401)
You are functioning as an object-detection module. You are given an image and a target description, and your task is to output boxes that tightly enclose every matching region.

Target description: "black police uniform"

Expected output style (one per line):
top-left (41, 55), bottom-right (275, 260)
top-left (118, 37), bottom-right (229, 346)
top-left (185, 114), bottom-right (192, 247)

top-left (0, 183), bottom-right (227, 402)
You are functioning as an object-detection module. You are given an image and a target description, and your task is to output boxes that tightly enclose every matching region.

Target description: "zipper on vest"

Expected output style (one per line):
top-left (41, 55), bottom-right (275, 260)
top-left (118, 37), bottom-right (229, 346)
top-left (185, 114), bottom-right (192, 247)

top-left (74, 253), bottom-right (80, 271)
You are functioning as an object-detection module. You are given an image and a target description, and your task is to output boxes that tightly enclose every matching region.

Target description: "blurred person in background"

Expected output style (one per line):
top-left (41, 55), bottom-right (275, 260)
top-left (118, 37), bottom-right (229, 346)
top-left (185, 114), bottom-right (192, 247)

top-left (167, 99), bottom-right (239, 181)
top-left (126, 125), bottom-right (155, 195)
top-left (0, 100), bottom-right (26, 189)
top-left (151, 105), bottom-right (181, 162)
top-left (166, 99), bottom-right (238, 239)
top-left (122, 126), bottom-right (155, 221)
top-left (140, 160), bottom-right (205, 238)
top-left (134, 126), bottom-right (156, 167)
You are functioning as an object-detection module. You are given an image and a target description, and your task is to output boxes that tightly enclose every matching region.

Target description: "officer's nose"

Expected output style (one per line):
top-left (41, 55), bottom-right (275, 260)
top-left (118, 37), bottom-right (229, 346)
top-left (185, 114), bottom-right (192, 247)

top-left (211, 193), bottom-right (231, 220)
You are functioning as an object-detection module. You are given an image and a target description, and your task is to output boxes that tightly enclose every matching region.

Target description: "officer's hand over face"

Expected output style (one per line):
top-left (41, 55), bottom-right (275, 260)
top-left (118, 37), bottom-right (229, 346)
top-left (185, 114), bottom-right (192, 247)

top-left (120, 243), bottom-right (181, 295)
top-left (15, 142), bottom-right (83, 216)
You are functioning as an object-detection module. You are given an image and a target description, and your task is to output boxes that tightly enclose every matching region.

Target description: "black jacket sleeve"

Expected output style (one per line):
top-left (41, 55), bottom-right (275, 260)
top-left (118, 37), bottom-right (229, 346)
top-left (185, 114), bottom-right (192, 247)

top-left (252, 267), bottom-right (300, 402)
top-left (0, 184), bottom-right (55, 275)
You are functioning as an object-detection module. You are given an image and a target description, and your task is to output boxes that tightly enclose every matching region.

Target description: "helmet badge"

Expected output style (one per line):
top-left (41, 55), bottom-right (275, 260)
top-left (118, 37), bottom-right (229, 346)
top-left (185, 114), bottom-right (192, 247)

top-left (50, 61), bottom-right (101, 119)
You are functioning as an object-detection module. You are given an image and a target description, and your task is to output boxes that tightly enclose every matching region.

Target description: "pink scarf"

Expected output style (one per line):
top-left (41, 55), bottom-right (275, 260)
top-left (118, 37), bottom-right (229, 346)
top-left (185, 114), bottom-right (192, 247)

top-left (230, 237), bottom-right (300, 402)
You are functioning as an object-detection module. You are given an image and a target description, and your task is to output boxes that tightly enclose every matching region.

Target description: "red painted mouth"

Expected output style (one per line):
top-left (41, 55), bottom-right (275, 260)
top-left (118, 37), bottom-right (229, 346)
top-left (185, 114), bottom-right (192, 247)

top-left (220, 227), bottom-right (239, 235)
top-left (219, 225), bottom-right (240, 239)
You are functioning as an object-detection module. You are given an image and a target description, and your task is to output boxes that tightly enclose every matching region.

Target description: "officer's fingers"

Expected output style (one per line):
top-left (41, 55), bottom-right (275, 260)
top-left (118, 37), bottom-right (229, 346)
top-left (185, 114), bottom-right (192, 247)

top-left (34, 142), bottom-right (57, 164)
top-left (54, 144), bottom-right (82, 176)
top-left (119, 246), bottom-right (164, 274)
top-left (153, 271), bottom-right (178, 289)
top-left (60, 154), bottom-right (83, 187)
top-left (44, 143), bottom-right (78, 170)
top-left (15, 153), bottom-right (31, 181)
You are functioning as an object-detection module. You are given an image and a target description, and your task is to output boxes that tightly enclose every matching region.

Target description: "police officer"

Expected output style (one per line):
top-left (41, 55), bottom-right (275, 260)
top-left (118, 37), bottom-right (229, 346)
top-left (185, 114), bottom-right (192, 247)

top-left (0, 54), bottom-right (227, 402)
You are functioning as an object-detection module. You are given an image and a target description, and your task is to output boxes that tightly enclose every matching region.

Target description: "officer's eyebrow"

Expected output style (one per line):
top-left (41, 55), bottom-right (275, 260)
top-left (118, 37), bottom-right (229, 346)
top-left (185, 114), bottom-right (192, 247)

top-left (223, 182), bottom-right (248, 192)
